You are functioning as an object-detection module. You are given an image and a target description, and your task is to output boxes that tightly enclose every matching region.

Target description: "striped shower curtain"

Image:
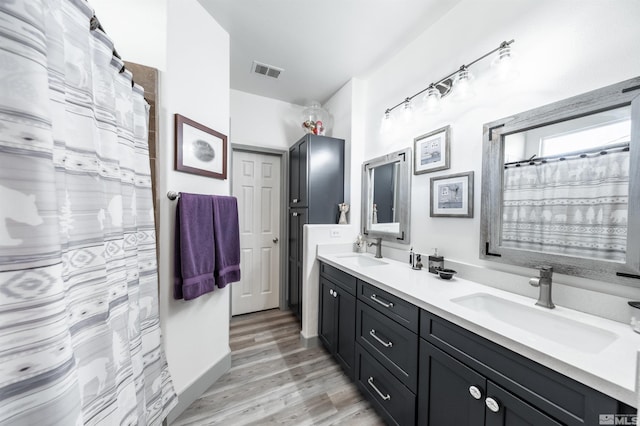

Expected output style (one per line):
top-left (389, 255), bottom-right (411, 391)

top-left (0, 1), bottom-right (176, 424)
top-left (501, 148), bottom-right (629, 261)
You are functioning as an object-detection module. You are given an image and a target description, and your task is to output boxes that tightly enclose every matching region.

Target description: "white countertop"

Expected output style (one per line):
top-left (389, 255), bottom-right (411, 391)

top-left (317, 250), bottom-right (640, 407)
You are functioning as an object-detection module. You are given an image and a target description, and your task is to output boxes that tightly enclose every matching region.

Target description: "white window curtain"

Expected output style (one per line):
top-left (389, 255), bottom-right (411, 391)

top-left (501, 147), bottom-right (629, 261)
top-left (0, 1), bottom-right (177, 424)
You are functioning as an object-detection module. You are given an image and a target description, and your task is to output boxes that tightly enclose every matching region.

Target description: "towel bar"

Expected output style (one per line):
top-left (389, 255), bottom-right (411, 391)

top-left (167, 191), bottom-right (180, 200)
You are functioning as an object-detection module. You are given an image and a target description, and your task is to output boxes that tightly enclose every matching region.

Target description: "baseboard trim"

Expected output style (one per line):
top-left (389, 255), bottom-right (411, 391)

top-left (300, 332), bottom-right (320, 349)
top-left (165, 351), bottom-right (232, 425)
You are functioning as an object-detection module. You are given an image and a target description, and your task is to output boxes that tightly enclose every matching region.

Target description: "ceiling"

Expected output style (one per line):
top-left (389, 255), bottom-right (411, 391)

top-left (198, 0), bottom-right (462, 106)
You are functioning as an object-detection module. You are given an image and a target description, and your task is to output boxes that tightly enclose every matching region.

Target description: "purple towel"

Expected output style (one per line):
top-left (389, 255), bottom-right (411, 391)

top-left (174, 193), bottom-right (216, 300)
top-left (212, 195), bottom-right (241, 288)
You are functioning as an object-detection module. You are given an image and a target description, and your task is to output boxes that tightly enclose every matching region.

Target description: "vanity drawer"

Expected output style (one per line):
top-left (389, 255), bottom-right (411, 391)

top-left (358, 280), bottom-right (419, 333)
top-left (355, 343), bottom-right (416, 426)
top-left (320, 262), bottom-right (357, 295)
top-left (357, 301), bottom-right (418, 392)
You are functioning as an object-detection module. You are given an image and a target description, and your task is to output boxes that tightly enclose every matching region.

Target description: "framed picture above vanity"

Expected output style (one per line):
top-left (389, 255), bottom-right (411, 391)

top-left (414, 125), bottom-right (451, 174)
top-left (430, 171), bottom-right (474, 218)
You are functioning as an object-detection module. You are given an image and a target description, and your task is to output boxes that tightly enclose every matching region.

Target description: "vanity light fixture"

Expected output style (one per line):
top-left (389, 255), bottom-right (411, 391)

top-left (380, 39), bottom-right (515, 131)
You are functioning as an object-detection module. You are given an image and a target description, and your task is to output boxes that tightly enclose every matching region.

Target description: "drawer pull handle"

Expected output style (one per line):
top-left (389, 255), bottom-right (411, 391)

top-left (468, 385), bottom-right (482, 400)
top-left (485, 397), bottom-right (500, 413)
top-left (370, 294), bottom-right (394, 308)
top-left (369, 329), bottom-right (393, 348)
top-left (367, 376), bottom-right (391, 401)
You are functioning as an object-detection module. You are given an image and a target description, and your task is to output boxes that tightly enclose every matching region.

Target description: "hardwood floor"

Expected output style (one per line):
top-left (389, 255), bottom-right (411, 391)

top-left (171, 309), bottom-right (384, 426)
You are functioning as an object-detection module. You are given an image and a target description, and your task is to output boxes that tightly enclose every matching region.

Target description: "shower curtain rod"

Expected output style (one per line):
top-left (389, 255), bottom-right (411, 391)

top-left (504, 141), bottom-right (630, 167)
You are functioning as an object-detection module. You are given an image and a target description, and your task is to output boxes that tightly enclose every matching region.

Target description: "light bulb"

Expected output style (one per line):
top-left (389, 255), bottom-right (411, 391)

top-left (452, 66), bottom-right (475, 101)
top-left (380, 109), bottom-right (393, 134)
top-left (401, 98), bottom-right (413, 123)
top-left (491, 42), bottom-right (519, 83)
top-left (422, 84), bottom-right (441, 113)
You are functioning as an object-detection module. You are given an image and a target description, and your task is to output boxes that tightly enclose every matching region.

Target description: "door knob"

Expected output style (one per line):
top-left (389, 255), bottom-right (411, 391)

top-left (273, 237), bottom-right (279, 243)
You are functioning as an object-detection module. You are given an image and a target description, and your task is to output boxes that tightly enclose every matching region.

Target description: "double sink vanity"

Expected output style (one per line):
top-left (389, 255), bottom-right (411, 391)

top-left (317, 251), bottom-right (638, 426)
top-left (308, 76), bottom-right (640, 424)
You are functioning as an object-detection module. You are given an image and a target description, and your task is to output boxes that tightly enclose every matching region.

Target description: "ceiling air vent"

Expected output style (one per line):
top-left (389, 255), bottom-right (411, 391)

top-left (251, 61), bottom-right (283, 79)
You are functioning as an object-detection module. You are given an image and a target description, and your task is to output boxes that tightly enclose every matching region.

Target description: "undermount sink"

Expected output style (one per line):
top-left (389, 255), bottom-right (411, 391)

top-left (335, 254), bottom-right (388, 267)
top-left (451, 293), bottom-right (618, 354)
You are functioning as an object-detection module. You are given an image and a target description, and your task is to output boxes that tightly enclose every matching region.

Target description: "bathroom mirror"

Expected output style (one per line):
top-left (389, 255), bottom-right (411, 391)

top-left (481, 76), bottom-right (640, 286)
top-left (362, 148), bottom-right (411, 243)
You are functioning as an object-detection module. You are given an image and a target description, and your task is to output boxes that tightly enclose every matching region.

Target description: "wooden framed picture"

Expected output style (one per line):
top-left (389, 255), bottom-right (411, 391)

top-left (430, 171), bottom-right (474, 218)
top-left (414, 125), bottom-right (450, 174)
top-left (175, 113), bottom-right (227, 179)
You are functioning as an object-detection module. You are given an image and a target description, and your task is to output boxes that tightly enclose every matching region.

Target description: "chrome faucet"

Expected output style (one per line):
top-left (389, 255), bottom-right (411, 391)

top-left (529, 266), bottom-right (555, 309)
top-left (368, 237), bottom-right (383, 259)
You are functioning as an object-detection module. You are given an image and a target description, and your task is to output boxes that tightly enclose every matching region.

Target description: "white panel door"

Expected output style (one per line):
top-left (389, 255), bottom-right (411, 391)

top-left (232, 151), bottom-right (281, 315)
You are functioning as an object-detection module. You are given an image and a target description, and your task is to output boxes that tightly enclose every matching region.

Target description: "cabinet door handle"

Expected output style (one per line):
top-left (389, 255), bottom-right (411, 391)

top-left (468, 385), bottom-right (482, 400)
top-left (333, 289), bottom-right (338, 298)
top-left (370, 294), bottom-right (394, 308)
top-left (367, 377), bottom-right (391, 401)
top-left (292, 198), bottom-right (299, 203)
top-left (329, 289), bottom-right (334, 296)
top-left (369, 329), bottom-right (393, 348)
top-left (292, 212), bottom-right (299, 217)
top-left (485, 397), bottom-right (500, 413)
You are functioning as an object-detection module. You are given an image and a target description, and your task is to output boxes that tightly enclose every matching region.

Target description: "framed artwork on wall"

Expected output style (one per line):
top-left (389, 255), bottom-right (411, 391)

top-left (414, 125), bottom-right (450, 174)
top-left (175, 113), bottom-right (227, 179)
top-left (430, 171), bottom-right (474, 218)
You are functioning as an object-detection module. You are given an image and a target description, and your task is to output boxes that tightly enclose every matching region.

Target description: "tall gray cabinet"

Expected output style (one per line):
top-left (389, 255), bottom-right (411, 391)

top-left (288, 134), bottom-right (345, 320)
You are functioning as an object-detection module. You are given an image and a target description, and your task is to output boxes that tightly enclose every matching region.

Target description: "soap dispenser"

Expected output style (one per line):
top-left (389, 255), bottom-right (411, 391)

top-left (428, 248), bottom-right (444, 274)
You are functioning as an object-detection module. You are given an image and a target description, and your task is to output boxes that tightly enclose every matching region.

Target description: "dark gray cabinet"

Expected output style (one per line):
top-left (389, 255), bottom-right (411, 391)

top-left (356, 301), bottom-right (418, 392)
top-left (318, 263), bottom-right (356, 379)
top-left (318, 265), bottom-right (635, 426)
top-left (355, 344), bottom-right (416, 426)
top-left (288, 134), bottom-right (344, 219)
top-left (419, 340), bottom-right (562, 426)
top-left (355, 281), bottom-right (418, 425)
top-left (288, 135), bottom-right (344, 321)
top-left (288, 208), bottom-right (305, 319)
top-left (419, 310), bottom-right (634, 426)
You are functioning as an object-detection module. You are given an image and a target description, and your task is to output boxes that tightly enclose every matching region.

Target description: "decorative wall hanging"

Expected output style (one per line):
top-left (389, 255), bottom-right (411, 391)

top-left (430, 171), bottom-right (474, 218)
top-left (414, 125), bottom-right (451, 174)
top-left (175, 113), bottom-right (227, 179)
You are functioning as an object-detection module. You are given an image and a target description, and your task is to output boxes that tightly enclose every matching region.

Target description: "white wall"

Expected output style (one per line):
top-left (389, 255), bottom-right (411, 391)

top-left (323, 79), bottom-right (367, 229)
top-left (160, 0), bottom-right (231, 397)
top-left (91, 0), bottom-right (232, 408)
top-left (230, 89), bottom-right (304, 149)
top-left (90, 0), bottom-right (167, 70)
top-left (326, 0), bottom-right (640, 315)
